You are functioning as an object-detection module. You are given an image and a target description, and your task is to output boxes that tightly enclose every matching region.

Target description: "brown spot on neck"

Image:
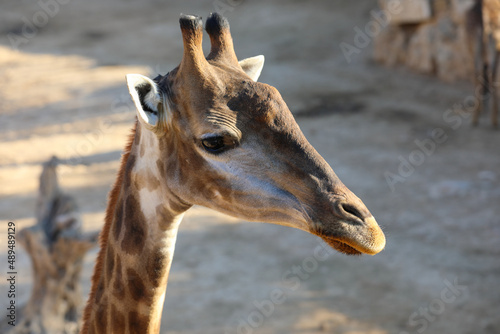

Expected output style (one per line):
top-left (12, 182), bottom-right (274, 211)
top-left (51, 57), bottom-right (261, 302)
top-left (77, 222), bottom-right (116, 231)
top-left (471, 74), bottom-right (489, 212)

top-left (94, 296), bottom-right (108, 331)
top-left (133, 169), bottom-right (160, 192)
top-left (126, 268), bottom-right (150, 303)
top-left (128, 310), bottom-right (149, 333)
top-left (110, 304), bottom-right (125, 333)
top-left (112, 256), bottom-right (125, 300)
top-left (123, 154), bottom-right (136, 190)
top-left (105, 245), bottom-right (115, 285)
top-left (120, 193), bottom-right (147, 255)
top-left (112, 193), bottom-right (124, 241)
top-left (146, 248), bottom-right (167, 287)
top-left (140, 142), bottom-right (146, 157)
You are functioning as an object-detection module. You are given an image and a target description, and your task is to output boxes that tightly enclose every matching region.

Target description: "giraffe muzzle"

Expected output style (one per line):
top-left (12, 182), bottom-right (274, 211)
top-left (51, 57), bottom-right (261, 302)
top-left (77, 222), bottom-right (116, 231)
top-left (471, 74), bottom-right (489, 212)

top-left (308, 190), bottom-right (386, 255)
top-left (312, 214), bottom-right (385, 256)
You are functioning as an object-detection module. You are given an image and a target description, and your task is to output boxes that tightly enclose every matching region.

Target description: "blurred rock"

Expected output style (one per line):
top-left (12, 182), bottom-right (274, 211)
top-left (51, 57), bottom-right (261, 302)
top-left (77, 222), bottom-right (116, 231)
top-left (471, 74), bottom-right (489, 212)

top-left (451, 0), bottom-right (477, 23)
top-left (373, 25), bottom-right (406, 67)
top-left (407, 23), bottom-right (435, 75)
top-left (379, 0), bottom-right (432, 24)
top-left (374, 0), bottom-right (475, 82)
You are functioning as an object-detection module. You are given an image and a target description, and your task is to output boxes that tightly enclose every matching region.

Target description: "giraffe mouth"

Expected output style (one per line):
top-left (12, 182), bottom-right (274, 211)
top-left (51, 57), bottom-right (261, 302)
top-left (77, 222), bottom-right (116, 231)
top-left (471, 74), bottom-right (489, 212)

top-left (311, 217), bottom-right (385, 256)
top-left (318, 235), bottom-right (363, 255)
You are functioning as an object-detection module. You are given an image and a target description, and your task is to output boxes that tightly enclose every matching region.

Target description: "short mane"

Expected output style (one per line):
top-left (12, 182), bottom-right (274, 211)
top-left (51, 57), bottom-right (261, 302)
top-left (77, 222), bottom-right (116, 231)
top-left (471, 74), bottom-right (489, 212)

top-left (80, 120), bottom-right (137, 333)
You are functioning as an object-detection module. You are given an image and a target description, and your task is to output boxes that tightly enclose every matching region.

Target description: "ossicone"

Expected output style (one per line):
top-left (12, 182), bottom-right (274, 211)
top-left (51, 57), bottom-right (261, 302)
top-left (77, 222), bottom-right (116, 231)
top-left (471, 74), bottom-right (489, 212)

top-left (178, 14), bottom-right (208, 76)
top-left (205, 12), bottom-right (238, 64)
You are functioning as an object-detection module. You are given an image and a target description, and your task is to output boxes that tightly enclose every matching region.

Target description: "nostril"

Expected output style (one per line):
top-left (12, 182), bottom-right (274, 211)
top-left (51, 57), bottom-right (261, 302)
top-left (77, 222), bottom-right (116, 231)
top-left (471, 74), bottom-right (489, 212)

top-left (340, 203), bottom-right (365, 221)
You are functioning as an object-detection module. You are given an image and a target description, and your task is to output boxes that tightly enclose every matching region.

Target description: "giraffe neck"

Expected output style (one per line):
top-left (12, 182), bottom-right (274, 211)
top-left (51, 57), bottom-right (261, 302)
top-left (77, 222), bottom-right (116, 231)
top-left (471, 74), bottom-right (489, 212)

top-left (81, 122), bottom-right (190, 334)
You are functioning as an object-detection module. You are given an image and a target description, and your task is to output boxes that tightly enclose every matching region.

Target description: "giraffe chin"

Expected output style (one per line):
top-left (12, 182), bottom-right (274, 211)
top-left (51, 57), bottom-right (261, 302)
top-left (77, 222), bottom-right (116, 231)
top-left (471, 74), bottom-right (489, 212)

top-left (321, 237), bottom-right (363, 256)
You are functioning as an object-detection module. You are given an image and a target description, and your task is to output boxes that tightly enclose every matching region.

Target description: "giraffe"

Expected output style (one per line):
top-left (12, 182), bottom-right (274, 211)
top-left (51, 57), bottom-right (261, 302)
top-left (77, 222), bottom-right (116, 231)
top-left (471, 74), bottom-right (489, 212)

top-left (80, 13), bottom-right (386, 333)
top-left (466, 0), bottom-right (500, 127)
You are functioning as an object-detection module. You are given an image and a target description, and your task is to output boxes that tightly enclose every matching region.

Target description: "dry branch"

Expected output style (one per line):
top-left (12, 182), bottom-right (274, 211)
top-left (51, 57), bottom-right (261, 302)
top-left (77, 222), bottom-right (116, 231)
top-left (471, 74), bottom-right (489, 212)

top-left (9, 157), bottom-right (98, 334)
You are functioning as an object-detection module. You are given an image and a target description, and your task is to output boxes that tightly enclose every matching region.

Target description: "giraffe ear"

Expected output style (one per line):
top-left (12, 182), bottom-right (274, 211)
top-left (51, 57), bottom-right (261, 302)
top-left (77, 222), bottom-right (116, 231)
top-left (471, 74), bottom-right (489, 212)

top-left (239, 55), bottom-right (265, 82)
top-left (126, 74), bottom-right (163, 128)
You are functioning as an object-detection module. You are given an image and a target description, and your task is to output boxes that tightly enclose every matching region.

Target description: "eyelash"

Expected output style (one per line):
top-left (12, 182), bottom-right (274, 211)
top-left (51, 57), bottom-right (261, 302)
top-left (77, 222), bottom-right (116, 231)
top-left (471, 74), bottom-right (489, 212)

top-left (200, 135), bottom-right (239, 154)
top-left (202, 136), bottom-right (226, 153)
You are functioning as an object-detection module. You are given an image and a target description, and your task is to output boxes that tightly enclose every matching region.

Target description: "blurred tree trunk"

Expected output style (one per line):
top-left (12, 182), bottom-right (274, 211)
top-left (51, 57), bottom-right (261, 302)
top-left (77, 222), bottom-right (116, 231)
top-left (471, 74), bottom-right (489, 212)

top-left (9, 157), bottom-right (98, 334)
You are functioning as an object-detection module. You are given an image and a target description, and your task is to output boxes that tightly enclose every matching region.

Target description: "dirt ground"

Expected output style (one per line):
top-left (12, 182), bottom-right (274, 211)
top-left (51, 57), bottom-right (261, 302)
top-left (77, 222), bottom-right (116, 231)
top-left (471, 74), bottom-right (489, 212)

top-left (1, 0), bottom-right (499, 333)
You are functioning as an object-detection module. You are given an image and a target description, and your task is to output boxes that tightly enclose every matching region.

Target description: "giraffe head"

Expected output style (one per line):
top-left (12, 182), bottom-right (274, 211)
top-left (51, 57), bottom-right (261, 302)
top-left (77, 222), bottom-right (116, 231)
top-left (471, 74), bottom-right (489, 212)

top-left (125, 13), bottom-right (385, 255)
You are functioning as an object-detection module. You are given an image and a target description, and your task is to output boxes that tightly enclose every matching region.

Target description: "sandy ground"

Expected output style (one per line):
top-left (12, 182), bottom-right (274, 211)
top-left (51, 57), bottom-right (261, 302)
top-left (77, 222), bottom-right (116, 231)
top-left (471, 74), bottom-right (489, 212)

top-left (1, 0), bottom-right (499, 333)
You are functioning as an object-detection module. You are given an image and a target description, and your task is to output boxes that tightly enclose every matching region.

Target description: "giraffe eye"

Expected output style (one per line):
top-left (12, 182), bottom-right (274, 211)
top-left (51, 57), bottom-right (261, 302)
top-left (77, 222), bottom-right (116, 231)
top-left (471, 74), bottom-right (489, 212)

top-left (201, 136), bottom-right (226, 153)
top-left (200, 133), bottom-right (239, 154)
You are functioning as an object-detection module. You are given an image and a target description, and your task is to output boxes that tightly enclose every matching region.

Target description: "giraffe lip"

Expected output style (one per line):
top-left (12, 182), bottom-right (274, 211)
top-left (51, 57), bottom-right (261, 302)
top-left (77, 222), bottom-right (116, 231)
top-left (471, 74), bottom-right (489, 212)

top-left (322, 234), bottom-right (387, 255)
top-left (312, 217), bottom-right (386, 256)
top-left (323, 231), bottom-right (385, 256)
top-left (320, 235), bottom-right (364, 255)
